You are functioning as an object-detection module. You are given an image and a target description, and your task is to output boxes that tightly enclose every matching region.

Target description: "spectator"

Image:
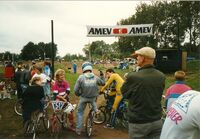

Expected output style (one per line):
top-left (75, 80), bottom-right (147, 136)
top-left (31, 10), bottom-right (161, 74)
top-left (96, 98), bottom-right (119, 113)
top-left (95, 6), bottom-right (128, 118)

top-left (160, 90), bottom-right (200, 139)
top-left (121, 47), bottom-right (166, 139)
top-left (4, 60), bottom-right (15, 80)
top-left (74, 62), bottom-right (105, 135)
top-left (14, 62), bottom-right (24, 99)
top-left (22, 76), bottom-right (44, 125)
top-left (73, 62), bottom-right (77, 74)
top-left (32, 65), bottom-right (51, 98)
top-left (52, 69), bottom-right (76, 131)
top-left (21, 64), bottom-right (31, 93)
top-left (43, 61), bottom-right (51, 98)
top-left (30, 65), bottom-right (37, 78)
top-left (164, 70), bottom-right (192, 111)
top-left (100, 69), bottom-right (124, 129)
top-left (29, 60), bottom-right (36, 77)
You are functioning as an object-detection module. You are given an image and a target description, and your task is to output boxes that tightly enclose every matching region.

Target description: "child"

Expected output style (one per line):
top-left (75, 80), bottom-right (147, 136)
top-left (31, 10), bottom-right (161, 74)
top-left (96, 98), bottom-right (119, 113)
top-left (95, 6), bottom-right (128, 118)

top-left (52, 69), bottom-right (76, 131)
top-left (32, 65), bottom-right (51, 98)
top-left (22, 77), bottom-right (44, 125)
top-left (74, 62), bottom-right (105, 135)
top-left (164, 70), bottom-right (192, 111)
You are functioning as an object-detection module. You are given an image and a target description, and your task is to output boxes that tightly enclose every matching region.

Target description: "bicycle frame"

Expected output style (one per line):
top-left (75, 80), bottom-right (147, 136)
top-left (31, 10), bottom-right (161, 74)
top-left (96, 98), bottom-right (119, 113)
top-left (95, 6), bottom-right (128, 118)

top-left (49, 101), bottom-right (67, 138)
top-left (97, 90), bottom-right (128, 128)
top-left (85, 103), bottom-right (95, 137)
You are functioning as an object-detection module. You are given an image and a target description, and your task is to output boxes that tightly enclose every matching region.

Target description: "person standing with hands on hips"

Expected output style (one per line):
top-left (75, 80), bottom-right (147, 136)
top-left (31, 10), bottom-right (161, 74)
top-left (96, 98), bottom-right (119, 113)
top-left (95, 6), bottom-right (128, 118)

top-left (121, 47), bottom-right (166, 139)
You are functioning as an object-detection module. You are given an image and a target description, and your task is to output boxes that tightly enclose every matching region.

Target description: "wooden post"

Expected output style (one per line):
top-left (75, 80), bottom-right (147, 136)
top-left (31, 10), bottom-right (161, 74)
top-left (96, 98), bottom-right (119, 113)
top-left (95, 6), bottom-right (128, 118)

top-left (182, 51), bottom-right (187, 71)
top-left (51, 20), bottom-right (55, 79)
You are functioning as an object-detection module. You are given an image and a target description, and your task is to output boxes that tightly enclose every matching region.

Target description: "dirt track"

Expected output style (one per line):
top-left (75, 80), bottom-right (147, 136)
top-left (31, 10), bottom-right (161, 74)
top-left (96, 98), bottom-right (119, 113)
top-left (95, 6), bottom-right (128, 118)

top-left (0, 97), bottom-right (128, 139)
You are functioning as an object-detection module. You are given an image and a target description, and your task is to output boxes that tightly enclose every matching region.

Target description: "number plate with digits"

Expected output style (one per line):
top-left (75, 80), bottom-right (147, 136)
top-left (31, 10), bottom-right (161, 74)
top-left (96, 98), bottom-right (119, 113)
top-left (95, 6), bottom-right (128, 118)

top-left (51, 101), bottom-right (65, 111)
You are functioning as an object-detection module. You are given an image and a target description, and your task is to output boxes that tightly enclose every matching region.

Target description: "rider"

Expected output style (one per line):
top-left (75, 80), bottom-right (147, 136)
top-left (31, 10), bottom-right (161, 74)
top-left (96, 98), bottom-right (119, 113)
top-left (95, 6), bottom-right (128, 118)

top-left (100, 68), bottom-right (124, 129)
top-left (22, 76), bottom-right (45, 126)
top-left (52, 69), bottom-right (76, 131)
top-left (74, 62), bottom-right (105, 135)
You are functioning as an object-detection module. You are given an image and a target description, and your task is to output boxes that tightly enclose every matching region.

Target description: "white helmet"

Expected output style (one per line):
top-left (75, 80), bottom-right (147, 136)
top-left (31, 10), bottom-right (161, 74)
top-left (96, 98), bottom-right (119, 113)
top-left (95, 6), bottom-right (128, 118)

top-left (82, 62), bottom-right (93, 73)
top-left (64, 103), bottom-right (77, 114)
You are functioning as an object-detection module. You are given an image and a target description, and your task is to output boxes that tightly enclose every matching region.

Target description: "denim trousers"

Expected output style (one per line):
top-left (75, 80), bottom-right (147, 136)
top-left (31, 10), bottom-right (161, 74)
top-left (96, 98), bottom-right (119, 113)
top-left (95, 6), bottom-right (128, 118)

top-left (43, 83), bottom-right (50, 98)
top-left (129, 119), bottom-right (163, 139)
top-left (76, 96), bottom-right (97, 130)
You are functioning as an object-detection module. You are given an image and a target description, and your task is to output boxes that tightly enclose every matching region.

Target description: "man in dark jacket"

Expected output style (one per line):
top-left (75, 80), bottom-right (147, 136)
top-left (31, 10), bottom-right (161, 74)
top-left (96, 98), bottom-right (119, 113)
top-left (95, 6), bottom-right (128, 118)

top-left (14, 62), bottom-right (24, 99)
top-left (121, 47), bottom-right (165, 139)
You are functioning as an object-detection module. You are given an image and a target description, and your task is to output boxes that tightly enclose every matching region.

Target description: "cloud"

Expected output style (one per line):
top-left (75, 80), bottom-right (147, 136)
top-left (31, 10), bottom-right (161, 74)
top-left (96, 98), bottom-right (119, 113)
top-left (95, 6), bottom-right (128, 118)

top-left (0, 1), bottom-right (148, 57)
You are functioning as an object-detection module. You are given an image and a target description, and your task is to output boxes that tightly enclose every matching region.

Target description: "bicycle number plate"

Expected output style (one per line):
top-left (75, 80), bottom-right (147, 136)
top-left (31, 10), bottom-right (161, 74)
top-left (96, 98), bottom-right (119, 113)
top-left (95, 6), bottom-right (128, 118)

top-left (51, 101), bottom-right (65, 111)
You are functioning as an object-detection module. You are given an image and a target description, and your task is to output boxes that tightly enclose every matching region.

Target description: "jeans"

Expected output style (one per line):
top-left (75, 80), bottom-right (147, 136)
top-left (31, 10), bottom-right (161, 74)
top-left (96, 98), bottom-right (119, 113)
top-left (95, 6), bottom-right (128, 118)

top-left (129, 119), bottom-right (163, 139)
top-left (21, 84), bottom-right (28, 93)
top-left (76, 97), bottom-right (97, 130)
top-left (43, 83), bottom-right (50, 98)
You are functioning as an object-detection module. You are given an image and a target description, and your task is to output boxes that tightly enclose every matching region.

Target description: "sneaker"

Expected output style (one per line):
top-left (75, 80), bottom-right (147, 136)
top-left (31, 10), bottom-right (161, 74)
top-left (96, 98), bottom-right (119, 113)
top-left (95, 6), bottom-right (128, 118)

top-left (103, 123), bottom-right (114, 129)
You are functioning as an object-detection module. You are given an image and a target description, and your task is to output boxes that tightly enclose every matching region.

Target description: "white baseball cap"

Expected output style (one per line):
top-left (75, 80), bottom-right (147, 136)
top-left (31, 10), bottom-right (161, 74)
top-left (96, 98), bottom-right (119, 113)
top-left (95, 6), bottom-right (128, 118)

top-left (132, 47), bottom-right (156, 59)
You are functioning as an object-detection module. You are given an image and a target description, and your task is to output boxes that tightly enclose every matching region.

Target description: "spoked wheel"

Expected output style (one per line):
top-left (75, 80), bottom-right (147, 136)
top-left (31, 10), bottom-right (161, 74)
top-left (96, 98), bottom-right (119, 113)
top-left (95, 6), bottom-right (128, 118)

top-left (85, 112), bottom-right (93, 137)
top-left (61, 113), bottom-right (68, 129)
top-left (14, 99), bottom-right (23, 116)
top-left (37, 114), bottom-right (50, 133)
top-left (93, 109), bottom-right (106, 124)
top-left (50, 115), bottom-right (62, 139)
top-left (42, 111), bottom-right (50, 131)
top-left (121, 109), bottom-right (128, 129)
top-left (24, 120), bottom-right (36, 139)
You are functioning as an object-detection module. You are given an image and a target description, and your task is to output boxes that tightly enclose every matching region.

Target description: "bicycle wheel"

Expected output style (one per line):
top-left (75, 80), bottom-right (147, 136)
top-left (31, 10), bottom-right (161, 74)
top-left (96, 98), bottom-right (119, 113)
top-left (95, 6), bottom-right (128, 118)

top-left (99, 106), bottom-right (111, 123)
top-left (85, 111), bottom-right (93, 137)
top-left (37, 113), bottom-right (50, 133)
top-left (50, 115), bottom-right (62, 139)
top-left (121, 112), bottom-right (128, 129)
top-left (42, 111), bottom-right (50, 131)
top-left (61, 113), bottom-right (68, 129)
top-left (14, 99), bottom-right (23, 116)
top-left (24, 119), bottom-right (36, 139)
top-left (93, 108), bottom-right (106, 124)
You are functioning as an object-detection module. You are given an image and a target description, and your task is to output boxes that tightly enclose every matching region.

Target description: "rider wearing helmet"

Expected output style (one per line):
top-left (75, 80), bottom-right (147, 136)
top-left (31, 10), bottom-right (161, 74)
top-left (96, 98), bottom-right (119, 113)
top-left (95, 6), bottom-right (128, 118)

top-left (74, 62), bottom-right (105, 135)
top-left (100, 69), bottom-right (124, 129)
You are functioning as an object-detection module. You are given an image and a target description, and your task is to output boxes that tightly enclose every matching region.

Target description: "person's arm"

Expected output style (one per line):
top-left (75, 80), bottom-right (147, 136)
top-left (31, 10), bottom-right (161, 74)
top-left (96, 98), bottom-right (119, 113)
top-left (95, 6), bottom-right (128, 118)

top-left (65, 81), bottom-right (70, 95)
top-left (121, 74), bottom-right (134, 99)
top-left (100, 74), bottom-right (115, 92)
top-left (96, 76), bottom-right (105, 86)
top-left (52, 82), bottom-right (58, 100)
top-left (74, 76), bottom-right (82, 96)
top-left (56, 95), bottom-right (67, 102)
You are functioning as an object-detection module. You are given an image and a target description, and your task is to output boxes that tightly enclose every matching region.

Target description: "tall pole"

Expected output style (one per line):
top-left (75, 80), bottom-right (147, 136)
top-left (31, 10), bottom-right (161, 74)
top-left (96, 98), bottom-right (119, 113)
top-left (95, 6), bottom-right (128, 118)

top-left (51, 20), bottom-right (54, 79)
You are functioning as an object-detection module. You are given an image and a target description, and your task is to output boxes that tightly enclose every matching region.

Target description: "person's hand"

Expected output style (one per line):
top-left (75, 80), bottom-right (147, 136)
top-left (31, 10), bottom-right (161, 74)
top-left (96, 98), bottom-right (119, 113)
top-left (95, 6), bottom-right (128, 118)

top-left (64, 93), bottom-right (68, 98)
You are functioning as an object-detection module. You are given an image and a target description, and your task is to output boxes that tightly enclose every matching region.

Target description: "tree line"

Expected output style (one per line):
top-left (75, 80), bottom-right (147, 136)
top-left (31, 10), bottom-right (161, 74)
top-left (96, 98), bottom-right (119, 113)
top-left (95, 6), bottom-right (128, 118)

top-left (83, 1), bottom-right (200, 60)
top-left (2, 1), bottom-right (199, 62)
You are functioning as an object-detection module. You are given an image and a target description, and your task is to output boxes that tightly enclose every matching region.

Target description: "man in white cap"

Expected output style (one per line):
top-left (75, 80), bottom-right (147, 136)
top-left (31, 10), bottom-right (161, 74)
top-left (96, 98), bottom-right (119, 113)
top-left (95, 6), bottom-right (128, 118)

top-left (121, 47), bottom-right (166, 139)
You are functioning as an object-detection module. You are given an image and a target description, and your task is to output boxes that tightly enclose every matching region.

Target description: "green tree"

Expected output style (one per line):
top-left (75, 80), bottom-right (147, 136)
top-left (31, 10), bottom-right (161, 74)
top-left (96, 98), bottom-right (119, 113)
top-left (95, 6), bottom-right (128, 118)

top-left (20, 41), bottom-right (58, 61)
top-left (21, 42), bottom-right (39, 60)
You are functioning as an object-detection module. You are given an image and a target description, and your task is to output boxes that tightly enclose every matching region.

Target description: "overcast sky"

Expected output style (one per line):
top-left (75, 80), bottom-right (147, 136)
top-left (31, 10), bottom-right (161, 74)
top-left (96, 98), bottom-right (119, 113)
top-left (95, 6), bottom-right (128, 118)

top-left (0, 1), bottom-right (150, 57)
